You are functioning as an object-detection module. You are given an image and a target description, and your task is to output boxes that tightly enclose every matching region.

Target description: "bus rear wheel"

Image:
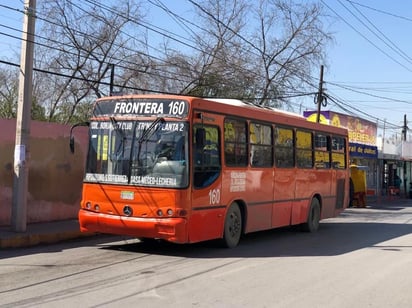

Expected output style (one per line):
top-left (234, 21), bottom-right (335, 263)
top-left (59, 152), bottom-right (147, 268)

top-left (222, 203), bottom-right (242, 248)
top-left (301, 198), bottom-right (320, 232)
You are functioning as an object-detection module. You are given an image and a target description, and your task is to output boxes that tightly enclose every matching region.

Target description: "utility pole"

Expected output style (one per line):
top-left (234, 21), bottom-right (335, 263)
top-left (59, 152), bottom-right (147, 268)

top-left (316, 65), bottom-right (324, 123)
top-left (402, 114), bottom-right (408, 197)
top-left (109, 63), bottom-right (114, 96)
top-left (402, 114), bottom-right (408, 141)
top-left (11, 0), bottom-right (36, 232)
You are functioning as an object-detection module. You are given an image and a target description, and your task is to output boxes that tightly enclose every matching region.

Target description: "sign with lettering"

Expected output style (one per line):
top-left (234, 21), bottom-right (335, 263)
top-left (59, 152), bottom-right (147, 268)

top-left (94, 98), bottom-right (189, 118)
top-left (349, 142), bottom-right (378, 158)
top-left (304, 110), bottom-right (377, 146)
top-left (230, 171), bottom-right (246, 192)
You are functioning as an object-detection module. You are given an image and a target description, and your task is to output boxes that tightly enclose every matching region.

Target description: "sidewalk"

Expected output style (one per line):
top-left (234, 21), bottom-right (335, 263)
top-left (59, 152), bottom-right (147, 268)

top-left (366, 195), bottom-right (412, 207)
top-left (0, 219), bottom-right (94, 249)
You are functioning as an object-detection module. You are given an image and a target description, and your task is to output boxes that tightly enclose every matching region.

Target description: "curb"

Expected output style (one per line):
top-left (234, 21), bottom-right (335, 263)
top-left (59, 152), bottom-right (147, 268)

top-left (0, 220), bottom-right (96, 249)
top-left (0, 230), bottom-right (95, 249)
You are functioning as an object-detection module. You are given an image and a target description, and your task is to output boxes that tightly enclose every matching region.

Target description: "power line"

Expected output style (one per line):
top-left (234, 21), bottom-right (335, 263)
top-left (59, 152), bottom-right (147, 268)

top-left (327, 81), bottom-right (412, 105)
top-left (0, 1), bottom-right (331, 110)
top-left (0, 3), bottom-right (203, 86)
top-left (321, 0), bottom-right (412, 73)
top-left (0, 58), bottom-right (167, 94)
top-left (342, 0), bottom-right (412, 66)
top-left (0, 58), bottom-right (317, 102)
top-left (346, 0), bottom-right (412, 23)
top-left (62, 0), bottom-right (321, 98)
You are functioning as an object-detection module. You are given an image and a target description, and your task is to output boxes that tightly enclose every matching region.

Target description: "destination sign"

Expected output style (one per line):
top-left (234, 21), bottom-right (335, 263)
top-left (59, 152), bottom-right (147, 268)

top-left (94, 98), bottom-right (189, 117)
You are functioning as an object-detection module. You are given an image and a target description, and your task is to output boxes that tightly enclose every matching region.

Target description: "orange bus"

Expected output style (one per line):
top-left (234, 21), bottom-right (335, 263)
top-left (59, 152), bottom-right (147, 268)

top-left (70, 94), bottom-right (349, 248)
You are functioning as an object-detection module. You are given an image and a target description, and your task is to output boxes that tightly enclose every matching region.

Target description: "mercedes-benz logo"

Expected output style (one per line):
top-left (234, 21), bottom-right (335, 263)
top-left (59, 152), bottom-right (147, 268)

top-left (123, 205), bottom-right (133, 216)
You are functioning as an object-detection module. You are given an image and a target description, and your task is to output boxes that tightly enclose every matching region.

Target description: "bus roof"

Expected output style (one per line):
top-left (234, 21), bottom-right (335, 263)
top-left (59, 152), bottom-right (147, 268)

top-left (93, 94), bottom-right (347, 135)
top-left (206, 98), bottom-right (305, 119)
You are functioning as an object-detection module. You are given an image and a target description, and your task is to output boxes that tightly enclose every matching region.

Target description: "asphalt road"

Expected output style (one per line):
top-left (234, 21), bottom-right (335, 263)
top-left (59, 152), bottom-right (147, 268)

top-left (1, 203), bottom-right (412, 308)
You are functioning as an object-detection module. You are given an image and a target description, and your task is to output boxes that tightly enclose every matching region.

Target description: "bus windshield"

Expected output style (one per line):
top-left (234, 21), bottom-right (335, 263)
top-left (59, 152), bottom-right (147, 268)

top-left (84, 119), bottom-right (188, 188)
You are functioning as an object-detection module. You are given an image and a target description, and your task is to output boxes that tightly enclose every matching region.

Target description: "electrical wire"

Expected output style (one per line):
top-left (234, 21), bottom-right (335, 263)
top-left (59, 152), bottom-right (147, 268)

top-left (340, 0), bottom-right (412, 67)
top-left (321, 0), bottom-right (412, 73)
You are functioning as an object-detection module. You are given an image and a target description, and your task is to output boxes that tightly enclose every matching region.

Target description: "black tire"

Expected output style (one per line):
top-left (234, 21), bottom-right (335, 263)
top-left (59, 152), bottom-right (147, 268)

top-left (301, 198), bottom-right (321, 232)
top-left (222, 203), bottom-right (242, 248)
top-left (138, 237), bottom-right (159, 244)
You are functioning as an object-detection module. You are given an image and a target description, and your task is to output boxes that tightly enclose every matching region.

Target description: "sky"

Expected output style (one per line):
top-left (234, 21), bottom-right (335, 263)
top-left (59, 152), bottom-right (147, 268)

top-left (1, 0), bottom-right (412, 138)
top-left (320, 0), bottom-right (412, 138)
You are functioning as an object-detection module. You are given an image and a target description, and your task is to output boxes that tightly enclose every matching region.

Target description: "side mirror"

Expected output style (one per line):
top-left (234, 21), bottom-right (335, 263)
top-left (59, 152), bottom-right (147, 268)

top-left (69, 136), bottom-right (75, 153)
top-left (69, 121), bottom-right (90, 154)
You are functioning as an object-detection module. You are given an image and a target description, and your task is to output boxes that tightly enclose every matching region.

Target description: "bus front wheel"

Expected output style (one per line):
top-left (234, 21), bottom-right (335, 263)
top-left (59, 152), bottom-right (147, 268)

top-left (301, 198), bottom-right (320, 232)
top-left (222, 203), bottom-right (242, 248)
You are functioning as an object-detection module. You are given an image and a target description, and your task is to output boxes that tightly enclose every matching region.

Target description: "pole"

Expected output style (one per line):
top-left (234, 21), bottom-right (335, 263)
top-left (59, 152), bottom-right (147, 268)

top-left (403, 114), bottom-right (407, 141)
top-left (109, 64), bottom-right (114, 95)
top-left (403, 114), bottom-right (407, 197)
top-left (316, 65), bottom-right (324, 123)
top-left (11, 0), bottom-right (36, 232)
top-left (379, 119), bottom-right (386, 200)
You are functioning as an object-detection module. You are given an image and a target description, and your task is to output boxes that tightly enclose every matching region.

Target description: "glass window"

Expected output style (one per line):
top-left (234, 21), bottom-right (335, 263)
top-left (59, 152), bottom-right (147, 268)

top-left (274, 127), bottom-right (294, 168)
top-left (85, 120), bottom-right (189, 187)
top-left (314, 133), bottom-right (330, 168)
top-left (250, 122), bottom-right (273, 167)
top-left (224, 119), bottom-right (248, 166)
top-left (331, 136), bottom-right (346, 169)
top-left (193, 125), bottom-right (221, 188)
top-left (296, 130), bottom-right (313, 168)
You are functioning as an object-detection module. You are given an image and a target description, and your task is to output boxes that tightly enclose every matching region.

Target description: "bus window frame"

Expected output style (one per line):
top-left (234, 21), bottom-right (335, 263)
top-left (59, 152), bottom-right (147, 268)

top-left (249, 121), bottom-right (273, 168)
top-left (314, 132), bottom-right (331, 169)
top-left (224, 117), bottom-right (248, 167)
top-left (274, 126), bottom-right (295, 168)
top-left (296, 129), bottom-right (314, 169)
top-left (331, 135), bottom-right (347, 169)
top-left (193, 124), bottom-right (222, 189)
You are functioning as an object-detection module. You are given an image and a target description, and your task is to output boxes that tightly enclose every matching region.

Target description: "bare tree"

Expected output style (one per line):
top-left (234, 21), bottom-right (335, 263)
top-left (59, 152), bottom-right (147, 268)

top-left (36, 0), bottom-right (145, 123)
top-left (183, 0), bottom-right (331, 106)
top-left (251, 0), bottom-right (331, 107)
top-left (28, 0), bottom-right (332, 122)
top-left (183, 0), bottom-right (254, 98)
top-left (0, 64), bottom-right (45, 120)
top-left (0, 66), bottom-right (18, 119)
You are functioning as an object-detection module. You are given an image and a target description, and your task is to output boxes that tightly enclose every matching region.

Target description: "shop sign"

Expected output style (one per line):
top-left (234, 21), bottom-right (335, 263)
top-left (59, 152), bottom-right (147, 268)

top-left (349, 142), bottom-right (378, 158)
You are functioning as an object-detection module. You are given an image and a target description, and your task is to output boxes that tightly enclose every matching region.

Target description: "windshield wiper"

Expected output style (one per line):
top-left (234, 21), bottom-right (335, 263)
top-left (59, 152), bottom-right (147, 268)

top-left (138, 117), bottom-right (165, 143)
top-left (127, 117), bottom-right (165, 183)
top-left (109, 117), bottom-right (126, 161)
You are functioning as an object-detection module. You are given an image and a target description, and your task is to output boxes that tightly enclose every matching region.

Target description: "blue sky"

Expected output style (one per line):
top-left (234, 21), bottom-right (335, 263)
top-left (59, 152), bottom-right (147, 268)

top-left (1, 1), bottom-right (412, 137)
top-left (321, 0), bottom-right (412, 137)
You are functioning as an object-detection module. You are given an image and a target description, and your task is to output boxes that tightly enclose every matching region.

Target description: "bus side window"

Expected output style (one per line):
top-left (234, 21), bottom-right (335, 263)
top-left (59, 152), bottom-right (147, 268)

top-left (274, 127), bottom-right (294, 168)
top-left (224, 118), bottom-right (248, 166)
top-left (250, 122), bottom-right (273, 167)
top-left (331, 136), bottom-right (346, 169)
top-left (296, 130), bottom-right (313, 168)
top-left (193, 125), bottom-right (221, 188)
top-left (314, 133), bottom-right (330, 169)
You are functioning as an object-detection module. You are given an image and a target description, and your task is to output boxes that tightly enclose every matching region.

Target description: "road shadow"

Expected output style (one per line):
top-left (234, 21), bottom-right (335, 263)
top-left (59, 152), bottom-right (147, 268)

top-left (101, 219), bottom-right (412, 259)
top-left (3, 204), bottom-right (411, 259)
